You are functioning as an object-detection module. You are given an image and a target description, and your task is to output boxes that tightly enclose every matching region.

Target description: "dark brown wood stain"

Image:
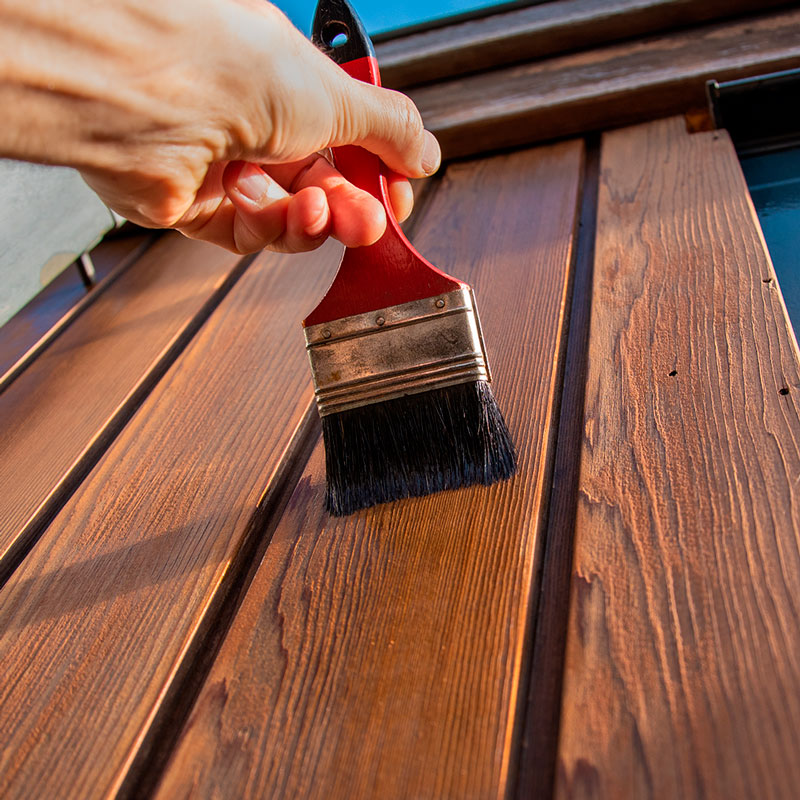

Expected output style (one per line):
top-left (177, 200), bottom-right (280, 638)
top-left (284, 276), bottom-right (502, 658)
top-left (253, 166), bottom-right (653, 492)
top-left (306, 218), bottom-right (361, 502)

top-left (152, 141), bottom-right (583, 800)
top-left (378, 0), bottom-right (792, 89)
top-left (0, 240), bottom-right (341, 799)
top-left (409, 9), bottom-right (800, 159)
top-left (0, 234), bottom-right (248, 583)
top-left (555, 118), bottom-right (800, 799)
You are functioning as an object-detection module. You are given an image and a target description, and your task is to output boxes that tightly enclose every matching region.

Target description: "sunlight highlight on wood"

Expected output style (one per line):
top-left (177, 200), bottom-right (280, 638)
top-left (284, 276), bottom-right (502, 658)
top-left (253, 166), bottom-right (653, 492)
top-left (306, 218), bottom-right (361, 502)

top-left (556, 117), bottom-right (800, 800)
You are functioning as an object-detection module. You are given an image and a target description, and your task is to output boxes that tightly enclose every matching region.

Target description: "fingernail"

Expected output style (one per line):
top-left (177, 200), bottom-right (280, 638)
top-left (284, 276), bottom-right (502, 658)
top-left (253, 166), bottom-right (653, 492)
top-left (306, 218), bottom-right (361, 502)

top-left (421, 131), bottom-right (441, 175)
top-left (236, 163), bottom-right (286, 205)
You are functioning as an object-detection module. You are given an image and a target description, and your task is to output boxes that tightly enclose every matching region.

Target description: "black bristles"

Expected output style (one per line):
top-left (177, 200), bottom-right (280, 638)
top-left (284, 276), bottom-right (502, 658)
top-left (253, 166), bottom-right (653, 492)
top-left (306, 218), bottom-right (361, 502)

top-left (321, 381), bottom-right (517, 516)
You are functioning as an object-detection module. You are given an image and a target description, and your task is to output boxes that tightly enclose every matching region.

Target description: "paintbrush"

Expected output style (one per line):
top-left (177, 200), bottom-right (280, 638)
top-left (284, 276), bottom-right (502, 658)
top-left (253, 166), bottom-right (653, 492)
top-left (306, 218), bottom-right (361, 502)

top-left (304, 0), bottom-right (516, 515)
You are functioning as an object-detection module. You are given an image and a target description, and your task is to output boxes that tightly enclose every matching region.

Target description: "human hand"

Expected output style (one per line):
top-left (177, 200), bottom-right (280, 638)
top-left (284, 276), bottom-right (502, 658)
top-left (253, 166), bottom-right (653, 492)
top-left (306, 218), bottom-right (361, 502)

top-left (0, 0), bottom-right (441, 253)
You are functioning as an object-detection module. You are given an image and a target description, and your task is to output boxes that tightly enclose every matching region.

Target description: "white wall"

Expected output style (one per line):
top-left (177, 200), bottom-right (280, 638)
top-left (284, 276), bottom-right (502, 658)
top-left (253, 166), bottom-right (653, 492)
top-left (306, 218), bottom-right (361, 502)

top-left (0, 160), bottom-right (116, 326)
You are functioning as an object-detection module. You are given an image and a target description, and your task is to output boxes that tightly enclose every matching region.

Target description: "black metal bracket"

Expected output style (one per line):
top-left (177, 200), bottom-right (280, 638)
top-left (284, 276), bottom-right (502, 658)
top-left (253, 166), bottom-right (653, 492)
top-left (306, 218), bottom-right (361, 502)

top-left (707, 67), bottom-right (800, 154)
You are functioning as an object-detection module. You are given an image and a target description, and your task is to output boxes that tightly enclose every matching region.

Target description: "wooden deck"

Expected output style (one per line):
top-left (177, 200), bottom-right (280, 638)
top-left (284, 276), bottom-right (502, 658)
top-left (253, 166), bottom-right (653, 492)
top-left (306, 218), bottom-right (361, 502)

top-left (1, 118), bottom-right (799, 799)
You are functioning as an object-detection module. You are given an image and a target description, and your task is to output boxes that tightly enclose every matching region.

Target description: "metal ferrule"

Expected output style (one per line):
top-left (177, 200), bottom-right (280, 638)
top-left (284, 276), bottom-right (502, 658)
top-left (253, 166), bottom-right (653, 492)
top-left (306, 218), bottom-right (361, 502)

top-left (304, 287), bottom-right (492, 416)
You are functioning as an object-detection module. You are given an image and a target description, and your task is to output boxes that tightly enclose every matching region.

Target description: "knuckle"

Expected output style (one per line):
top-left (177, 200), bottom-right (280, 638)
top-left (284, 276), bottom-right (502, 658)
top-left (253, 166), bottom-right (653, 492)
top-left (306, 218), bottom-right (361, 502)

top-left (394, 93), bottom-right (424, 139)
top-left (232, 228), bottom-right (262, 255)
top-left (147, 206), bottom-right (183, 229)
top-left (135, 181), bottom-right (190, 229)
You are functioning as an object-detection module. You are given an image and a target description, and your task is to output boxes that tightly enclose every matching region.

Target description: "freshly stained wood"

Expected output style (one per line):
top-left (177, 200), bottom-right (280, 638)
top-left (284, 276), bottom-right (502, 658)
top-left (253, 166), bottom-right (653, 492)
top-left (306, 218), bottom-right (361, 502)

top-left (378, 0), bottom-right (791, 89)
top-left (409, 8), bottom-right (800, 159)
top-left (154, 141), bottom-right (583, 800)
top-left (0, 232), bottom-right (154, 389)
top-left (0, 233), bottom-right (246, 583)
top-left (0, 240), bottom-right (340, 799)
top-left (555, 118), bottom-right (800, 798)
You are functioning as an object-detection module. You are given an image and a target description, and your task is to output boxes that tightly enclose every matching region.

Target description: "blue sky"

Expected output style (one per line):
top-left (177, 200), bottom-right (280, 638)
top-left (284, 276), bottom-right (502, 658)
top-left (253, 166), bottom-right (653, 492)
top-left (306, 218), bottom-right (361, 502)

top-left (275, 0), bottom-right (511, 36)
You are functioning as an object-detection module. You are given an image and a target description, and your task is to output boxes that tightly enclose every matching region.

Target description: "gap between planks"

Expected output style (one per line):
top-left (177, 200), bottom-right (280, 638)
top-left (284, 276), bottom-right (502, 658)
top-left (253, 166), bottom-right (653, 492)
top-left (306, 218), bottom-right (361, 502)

top-left (513, 134), bottom-right (601, 800)
top-left (151, 140), bottom-right (584, 800)
top-left (115, 407), bottom-right (321, 800)
top-left (0, 240), bottom-right (340, 799)
top-left (0, 232), bottom-right (157, 393)
top-left (556, 117), bottom-right (800, 799)
top-left (0, 236), bottom-right (256, 587)
top-left (408, 7), bottom-right (800, 160)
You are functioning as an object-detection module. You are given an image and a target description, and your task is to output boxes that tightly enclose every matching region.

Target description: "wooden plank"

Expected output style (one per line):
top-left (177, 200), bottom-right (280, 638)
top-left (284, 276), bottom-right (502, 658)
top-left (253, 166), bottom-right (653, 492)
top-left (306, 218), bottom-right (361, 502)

top-left (0, 240), bottom-right (340, 799)
top-left (0, 233), bottom-right (248, 583)
top-left (0, 232), bottom-right (155, 390)
top-left (152, 140), bottom-right (583, 800)
top-left (555, 118), bottom-right (800, 799)
top-left (378, 0), bottom-right (792, 89)
top-left (409, 8), bottom-right (800, 160)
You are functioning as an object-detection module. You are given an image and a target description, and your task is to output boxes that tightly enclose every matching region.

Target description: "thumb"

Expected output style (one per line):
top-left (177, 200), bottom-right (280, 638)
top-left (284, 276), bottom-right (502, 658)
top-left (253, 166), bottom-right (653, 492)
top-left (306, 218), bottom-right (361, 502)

top-left (331, 78), bottom-right (441, 179)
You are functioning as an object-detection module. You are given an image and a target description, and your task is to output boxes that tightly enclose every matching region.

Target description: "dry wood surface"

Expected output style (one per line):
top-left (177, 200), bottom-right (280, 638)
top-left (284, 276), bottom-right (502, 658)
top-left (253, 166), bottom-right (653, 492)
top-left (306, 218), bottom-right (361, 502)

top-left (0, 234), bottom-right (247, 583)
top-left (153, 141), bottom-right (583, 800)
top-left (409, 8), bottom-right (800, 159)
top-left (0, 241), bottom-right (341, 799)
top-left (378, 0), bottom-right (791, 89)
top-left (555, 118), bottom-right (800, 799)
top-left (0, 233), bottom-right (153, 389)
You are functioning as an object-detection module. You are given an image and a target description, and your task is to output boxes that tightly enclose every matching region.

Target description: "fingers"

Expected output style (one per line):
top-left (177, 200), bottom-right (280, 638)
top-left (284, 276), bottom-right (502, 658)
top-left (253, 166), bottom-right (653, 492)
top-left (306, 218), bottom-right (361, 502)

top-left (197, 157), bottom-right (413, 254)
top-left (221, 161), bottom-right (335, 253)
top-left (270, 155), bottom-right (387, 247)
top-left (328, 76), bottom-right (441, 180)
top-left (271, 156), bottom-right (414, 233)
top-left (386, 171), bottom-right (414, 223)
top-left (221, 161), bottom-right (291, 253)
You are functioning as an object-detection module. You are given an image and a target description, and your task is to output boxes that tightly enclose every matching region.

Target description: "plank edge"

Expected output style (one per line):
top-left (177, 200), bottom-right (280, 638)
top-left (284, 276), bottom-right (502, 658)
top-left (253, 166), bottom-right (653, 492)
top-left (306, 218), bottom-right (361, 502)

top-left (112, 407), bottom-right (321, 800)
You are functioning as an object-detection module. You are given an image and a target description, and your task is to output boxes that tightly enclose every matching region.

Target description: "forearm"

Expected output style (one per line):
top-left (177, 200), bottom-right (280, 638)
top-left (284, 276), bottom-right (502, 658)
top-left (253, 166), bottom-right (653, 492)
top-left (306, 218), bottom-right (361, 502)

top-left (0, 0), bottom-right (254, 170)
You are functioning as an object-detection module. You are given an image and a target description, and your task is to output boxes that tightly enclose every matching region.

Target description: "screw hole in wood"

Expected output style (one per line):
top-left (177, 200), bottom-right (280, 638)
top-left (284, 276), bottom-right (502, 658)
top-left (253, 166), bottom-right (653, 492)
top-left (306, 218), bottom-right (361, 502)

top-left (779, 387), bottom-right (790, 396)
top-left (668, 370), bottom-right (678, 377)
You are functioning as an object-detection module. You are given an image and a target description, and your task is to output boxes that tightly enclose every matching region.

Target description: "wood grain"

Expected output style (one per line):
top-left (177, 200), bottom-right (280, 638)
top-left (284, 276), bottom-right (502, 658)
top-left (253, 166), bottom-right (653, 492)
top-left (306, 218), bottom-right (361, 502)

top-left (0, 232), bottom-right (154, 390)
top-left (0, 233), bottom-right (247, 584)
top-left (555, 118), bottom-right (800, 799)
top-left (378, 0), bottom-right (792, 89)
top-left (153, 141), bottom-right (583, 800)
top-left (0, 240), bottom-right (339, 799)
top-left (409, 8), bottom-right (800, 160)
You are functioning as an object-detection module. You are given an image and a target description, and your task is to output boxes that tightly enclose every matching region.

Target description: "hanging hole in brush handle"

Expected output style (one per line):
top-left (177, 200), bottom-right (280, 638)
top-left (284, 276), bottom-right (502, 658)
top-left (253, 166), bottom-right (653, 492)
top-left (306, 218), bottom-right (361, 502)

top-left (312, 0), bottom-right (376, 75)
top-left (322, 21), bottom-right (349, 49)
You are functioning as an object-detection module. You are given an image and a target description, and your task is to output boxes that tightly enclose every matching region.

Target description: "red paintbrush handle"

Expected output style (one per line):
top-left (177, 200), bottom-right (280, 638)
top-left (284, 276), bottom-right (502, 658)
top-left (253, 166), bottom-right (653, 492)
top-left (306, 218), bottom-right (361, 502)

top-left (302, 55), bottom-right (462, 327)
top-left (329, 56), bottom-right (384, 203)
